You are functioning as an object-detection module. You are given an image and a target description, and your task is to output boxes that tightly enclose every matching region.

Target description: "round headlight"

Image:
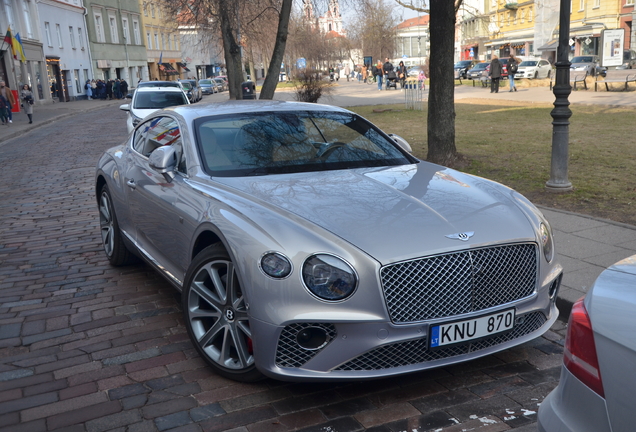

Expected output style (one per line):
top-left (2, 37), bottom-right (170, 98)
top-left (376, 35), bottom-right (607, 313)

top-left (302, 254), bottom-right (358, 301)
top-left (540, 223), bottom-right (554, 263)
top-left (260, 252), bottom-right (292, 279)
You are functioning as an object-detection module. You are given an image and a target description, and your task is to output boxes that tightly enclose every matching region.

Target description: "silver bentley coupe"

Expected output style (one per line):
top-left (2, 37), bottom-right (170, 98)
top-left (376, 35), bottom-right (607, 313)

top-left (95, 100), bottom-right (563, 382)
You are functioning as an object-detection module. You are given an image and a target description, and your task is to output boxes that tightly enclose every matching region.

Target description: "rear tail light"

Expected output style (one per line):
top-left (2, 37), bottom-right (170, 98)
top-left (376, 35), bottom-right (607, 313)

top-left (563, 298), bottom-right (604, 397)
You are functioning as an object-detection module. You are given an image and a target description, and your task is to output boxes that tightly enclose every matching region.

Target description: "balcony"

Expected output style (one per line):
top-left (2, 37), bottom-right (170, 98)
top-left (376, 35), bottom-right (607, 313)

top-left (504, 2), bottom-right (518, 9)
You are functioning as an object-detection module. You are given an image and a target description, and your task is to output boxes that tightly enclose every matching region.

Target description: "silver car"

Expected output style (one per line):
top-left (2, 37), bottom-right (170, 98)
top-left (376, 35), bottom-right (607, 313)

top-left (570, 55), bottom-right (605, 76)
top-left (538, 255), bottom-right (636, 432)
top-left (95, 101), bottom-right (563, 382)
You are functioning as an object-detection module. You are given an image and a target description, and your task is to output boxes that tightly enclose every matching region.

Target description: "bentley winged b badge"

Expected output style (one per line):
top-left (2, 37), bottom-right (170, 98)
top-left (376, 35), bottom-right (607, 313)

top-left (445, 231), bottom-right (475, 242)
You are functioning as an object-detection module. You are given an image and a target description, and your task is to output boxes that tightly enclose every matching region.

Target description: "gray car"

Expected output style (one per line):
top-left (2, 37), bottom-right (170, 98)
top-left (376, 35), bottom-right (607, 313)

top-left (538, 255), bottom-right (636, 432)
top-left (570, 55), bottom-right (605, 76)
top-left (95, 100), bottom-right (563, 382)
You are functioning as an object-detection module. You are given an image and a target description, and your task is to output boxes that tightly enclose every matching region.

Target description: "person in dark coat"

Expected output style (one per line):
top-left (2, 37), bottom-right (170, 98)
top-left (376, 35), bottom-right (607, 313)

top-left (489, 55), bottom-right (502, 93)
top-left (106, 80), bottom-right (113, 100)
top-left (120, 79), bottom-right (129, 98)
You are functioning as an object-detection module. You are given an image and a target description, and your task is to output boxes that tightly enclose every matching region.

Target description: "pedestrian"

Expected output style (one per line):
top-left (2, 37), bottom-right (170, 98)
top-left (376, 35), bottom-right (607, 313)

top-left (91, 79), bottom-right (97, 99)
top-left (397, 61), bottom-right (408, 89)
top-left (0, 94), bottom-right (9, 125)
top-left (20, 84), bottom-right (34, 124)
top-left (113, 79), bottom-right (121, 99)
top-left (489, 55), bottom-right (502, 93)
top-left (507, 53), bottom-right (520, 92)
top-left (106, 80), bottom-right (113, 100)
top-left (418, 69), bottom-right (426, 90)
top-left (362, 64), bottom-right (368, 83)
top-left (0, 80), bottom-right (16, 123)
top-left (374, 60), bottom-right (384, 90)
top-left (383, 58), bottom-right (394, 90)
top-left (344, 63), bottom-right (351, 82)
top-left (85, 80), bottom-right (93, 100)
top-left (120, 79), bottom-right (129, 98)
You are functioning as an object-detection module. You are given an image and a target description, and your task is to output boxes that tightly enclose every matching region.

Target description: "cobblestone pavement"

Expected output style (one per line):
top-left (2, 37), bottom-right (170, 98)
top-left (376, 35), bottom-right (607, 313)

top-left (0, 105), bottom-right (566, 432)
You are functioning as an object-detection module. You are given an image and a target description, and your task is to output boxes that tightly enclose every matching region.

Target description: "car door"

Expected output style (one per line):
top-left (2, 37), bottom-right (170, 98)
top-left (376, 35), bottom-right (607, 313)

top-left (538, 60), bottom-right (551, 78)
top-left (123, 115), bottom-right (191, 284)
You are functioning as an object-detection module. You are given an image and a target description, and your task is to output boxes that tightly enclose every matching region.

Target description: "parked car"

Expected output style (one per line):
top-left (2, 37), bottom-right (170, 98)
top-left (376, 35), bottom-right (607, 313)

top-left (467, 62), bottom-right (489, 80)
top-left (119, 86), bottom-right (189, 134)
top-left (516, 59), bottom-right (553, 79)
top-left (96, 100), bottom-right (562, 382)
top-left (198, 79), bottom-right (218, 95)
top-left (485, 58), bottom-right (509, 78)
top-left (138, 80), bottom-right (181, 89)
top-left (407, 66), bottom-right (424, 77)
top-left (179, 79), bottom-right (202, 102)
top-left (213, 77), bottom-right (228, 92)
top-left (619, 49), bottom-right (636, 69)
top-left (454, 60), bottom-right (479, 79)
top-left (538, 254), bottom-right (636, 432)
top-left (570, 55), bottom-right (605, 76)
top-left (178, 81), bottom-right (196, 103)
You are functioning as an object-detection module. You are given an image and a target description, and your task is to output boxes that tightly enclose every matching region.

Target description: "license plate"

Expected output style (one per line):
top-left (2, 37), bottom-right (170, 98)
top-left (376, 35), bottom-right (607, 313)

top-left (430, 309), bottom-right (515, 348)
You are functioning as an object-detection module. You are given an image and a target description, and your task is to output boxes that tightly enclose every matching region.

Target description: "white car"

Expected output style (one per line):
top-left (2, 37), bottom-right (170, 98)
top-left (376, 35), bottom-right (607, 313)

top-left (120, 86), bottom-right (189, 134)
top-left (516, 59), bottom-right (553, 79)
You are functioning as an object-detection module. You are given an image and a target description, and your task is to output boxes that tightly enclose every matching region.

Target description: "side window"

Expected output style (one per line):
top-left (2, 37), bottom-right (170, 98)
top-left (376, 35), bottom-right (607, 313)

top-left (132, 122), bottom-right (149, 154)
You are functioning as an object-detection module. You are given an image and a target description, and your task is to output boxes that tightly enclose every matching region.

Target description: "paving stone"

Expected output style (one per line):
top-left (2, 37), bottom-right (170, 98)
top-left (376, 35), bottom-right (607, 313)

top-left (21, 391), bottom-right (108, 421)
top-left (0, 391), bottom-right (58, 415)
top-left (102, 348), bottom-right (162, 366)
top-left (0, 369), bottom-right (34, 382)
top-left (469, 376), bottom-right (532, 399)
top-left (320, 397), bottom-right (376, 420)
top-left (85, 409), bottom-right (143, 432)
top-left (271, 390), bottom-right (344, 415)
top-left (384, 410), bottom-right (459, 432)
top-left (0, 323), bottom-right (21, 340)
top-left (198, 406), bottom-right (280, 432)
top-left (353, 402), bottom-right (421, 428)
top-left (109, 383), bottom-right (149, 400)
top-left (189, 403), bottom-right (225, 422)
top-left (155, 411), bottom-right (192, 431)
top-left (45, 400), bottom-right (123, 430)
top-left (295, 416), bottom-right (365, 432)
top-left (22, 329), bottom-right (73, 346)
top-left (141, 396), bottom-right (198, 419)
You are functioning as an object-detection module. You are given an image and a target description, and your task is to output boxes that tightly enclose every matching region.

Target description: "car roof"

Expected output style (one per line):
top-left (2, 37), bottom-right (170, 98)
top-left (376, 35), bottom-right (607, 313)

top-left (138, 81), bottom-right (180, 88)
top-left (134, 86), bottom-right (186, 93)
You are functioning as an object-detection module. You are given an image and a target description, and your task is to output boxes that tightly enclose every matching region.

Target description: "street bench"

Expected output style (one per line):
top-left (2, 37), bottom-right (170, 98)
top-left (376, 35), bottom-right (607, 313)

top-left (549, 72), bottom-right (588, 90)
top-left (594, 69), bottom-right (636, 91)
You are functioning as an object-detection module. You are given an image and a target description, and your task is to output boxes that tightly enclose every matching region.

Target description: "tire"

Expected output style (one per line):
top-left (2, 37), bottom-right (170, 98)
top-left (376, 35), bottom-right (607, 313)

top-left (182, 244), bottom-right (263, 382)
top-left (98, 185), bottom-right (136, 266)
top-left (547, 70), bottom-right (551, 79)
top-left (534, 71), bottom-right (538, 79)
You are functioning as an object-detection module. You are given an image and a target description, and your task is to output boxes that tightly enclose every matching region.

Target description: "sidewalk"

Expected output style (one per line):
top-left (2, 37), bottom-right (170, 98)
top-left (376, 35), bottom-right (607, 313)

top-left (0, 97), bottom-right (123, 144)
top-left (4, 83), bottom-right (636, 319)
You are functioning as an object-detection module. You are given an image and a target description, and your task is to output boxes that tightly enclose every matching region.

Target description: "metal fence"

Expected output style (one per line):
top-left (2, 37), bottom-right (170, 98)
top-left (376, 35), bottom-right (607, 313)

top-left (404, 78), bottom-right (425, 110)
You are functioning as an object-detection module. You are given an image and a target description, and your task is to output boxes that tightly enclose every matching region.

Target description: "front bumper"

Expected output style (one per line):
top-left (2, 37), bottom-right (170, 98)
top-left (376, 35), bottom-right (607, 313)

top-left (251, 295), bottom-right (559, 381)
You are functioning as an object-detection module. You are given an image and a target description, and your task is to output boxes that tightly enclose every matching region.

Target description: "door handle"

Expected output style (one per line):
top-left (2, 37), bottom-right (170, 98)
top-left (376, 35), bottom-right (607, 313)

top-left (126, 178), bottom-right (136, 190)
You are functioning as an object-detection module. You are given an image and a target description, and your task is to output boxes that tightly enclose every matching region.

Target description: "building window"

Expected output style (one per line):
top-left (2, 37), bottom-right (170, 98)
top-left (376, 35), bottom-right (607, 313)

top-left (3, 0), bottom-right (16, 28)
top-left (168, 33), bottom-right (172, 50)
top-left (78, 27), bottom-right (84, 49)
top-left (84, 69), bottom-right (89, 84)
top-left (74, 70), bottom-right (81, 94)
top-left (94, 12), bottom-right (105, 43)
top-left (626, 0), bottom-right (634, 5)
top-left (133, 20), bottom-right (141, 45)
top-left (69, 26), bottom-right (76, 49)
top-left (579, 0), bottom-right (584, 11)
top-left (528, 7), bottom-right (532, 21)
top-left (122, 18), bottom-right (129, 43)
top-left (173, 34), bottom-right (178, 50)
top-left (44, 22), bottom-right (52, 47)
top-left (151, 3), bottom-right (155, 18)
top-left (161, 32), bottom-right (164, 50)
top-left (146, 31), bottom-right (152, 49)
top-left (55, 23), bottom-right (63, 48)
top-left (154, 33), bottom-right (159, 51)
top-left (143, 1), bottom-right (147, 16)
top-left (22, 0), bottom-right (34, 38)
top-left (593, 0), bottom-right (600, 7)
top-left (109, 14), bottom-right (119, 43)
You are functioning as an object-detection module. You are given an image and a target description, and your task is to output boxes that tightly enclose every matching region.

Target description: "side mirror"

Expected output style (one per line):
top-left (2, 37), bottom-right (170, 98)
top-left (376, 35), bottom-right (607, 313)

top-left (149, 146), bottom-right (177, 181)
top-left (388, 133), bottom-right (413, 154)
top-left (119, 104), bottom-right (130, 112)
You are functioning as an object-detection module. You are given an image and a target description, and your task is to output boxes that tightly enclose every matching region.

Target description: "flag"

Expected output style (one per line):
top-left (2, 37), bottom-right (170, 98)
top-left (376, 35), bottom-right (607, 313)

top-left (3, 26), bottom-right (16, 58)
top-left (14, 32), bottom-right (27, 63)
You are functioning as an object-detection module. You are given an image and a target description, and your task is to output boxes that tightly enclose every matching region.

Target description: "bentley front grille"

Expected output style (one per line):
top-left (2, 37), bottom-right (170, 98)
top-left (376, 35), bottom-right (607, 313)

top-left (335, 311), bottom-right (546, 371)
top-left (275, 323), bottom-right (337, 368)
top-left (381, 243), bottom-right (538, 323)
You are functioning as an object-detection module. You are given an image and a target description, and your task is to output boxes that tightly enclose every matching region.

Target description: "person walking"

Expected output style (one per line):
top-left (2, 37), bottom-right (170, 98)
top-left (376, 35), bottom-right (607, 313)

top-left (106, 80), bottom-right (113, 100)
top-left (113, 79), bottom-right (121, 99)
top-left (507, 53), bottom-right (520, 92)
top-left (20, 84), bottom-right (34, 124)
top-left (374, 61), bottom-right (384, 90)
top-left (397, 61), bottom-right (408, 89)
top-left (85, 80), bottom-right (93, 100)
top-left (120, 79), bottom-right (129, 98)
top-left (489, 55), bottom-right (502, 93)
top-left (0, 94), bottom-right (9, 125)
top-left (344, 63), bottom-right (351, 82)
top-left (362, 64), bottom-right (368, 83)
top-left (383, 58), bottom-right (394, 90)
top-left (0, 81), bottom-right (16, 123)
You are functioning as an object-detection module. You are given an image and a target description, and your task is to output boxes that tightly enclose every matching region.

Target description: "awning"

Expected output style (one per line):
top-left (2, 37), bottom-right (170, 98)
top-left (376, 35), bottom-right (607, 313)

top-left (177, 62), bottom-right (190, 72)
top-left (159, 63), bottom-right (180, 76)
top-left (537, 39), bottom-right (558, 51)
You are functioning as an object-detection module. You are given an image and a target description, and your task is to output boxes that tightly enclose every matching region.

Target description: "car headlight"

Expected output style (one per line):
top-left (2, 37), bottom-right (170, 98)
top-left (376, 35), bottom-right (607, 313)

top-left (540, 222), bottom-right (554, 263)
top-left (302, 254), bottom-right (358, 301)
top-left (260, 252), bottom-right (292, 279)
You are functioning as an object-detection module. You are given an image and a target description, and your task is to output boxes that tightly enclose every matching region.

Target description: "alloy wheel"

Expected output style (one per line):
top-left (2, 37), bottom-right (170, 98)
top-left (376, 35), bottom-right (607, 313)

top-left (99, 192), bottom-right (115, 257)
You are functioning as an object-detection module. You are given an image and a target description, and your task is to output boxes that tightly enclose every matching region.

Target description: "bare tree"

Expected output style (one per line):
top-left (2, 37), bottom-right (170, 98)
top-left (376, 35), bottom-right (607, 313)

top-left (392, 0), bottom-right (463, 166)
top-left (351, 0), bottom-right (399, 62)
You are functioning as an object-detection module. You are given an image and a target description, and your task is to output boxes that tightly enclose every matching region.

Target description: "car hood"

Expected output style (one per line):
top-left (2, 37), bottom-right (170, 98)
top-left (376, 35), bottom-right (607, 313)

top-left (214, 164), bottom-right (535, 264)
top-left (570, 63), bottom-right (591, 68)
top-left (131, 107), bottom-right (160, 119)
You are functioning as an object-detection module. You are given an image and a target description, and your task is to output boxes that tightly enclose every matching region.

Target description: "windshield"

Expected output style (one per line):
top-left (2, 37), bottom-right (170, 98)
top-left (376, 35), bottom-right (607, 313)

top-left (180, 82), bottom-right (192, 90)
top-left (472, 63), bottom-right (488, 70)
top-left (199, 80), bottom-right (211, 85)
top-left (214, 79), bottom-right (224, 84)
top-left (195, 111), bottom-right (415, 177)
top-left (133, 91), bottom-right (188, 109)
top-left (520, 61), bottom-right (538, 66)
top-left (571, 56), bottom-right (593, 63)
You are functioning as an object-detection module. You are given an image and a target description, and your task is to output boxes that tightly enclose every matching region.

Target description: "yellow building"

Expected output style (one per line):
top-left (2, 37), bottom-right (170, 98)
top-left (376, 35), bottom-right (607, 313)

top-left (485, 0), bottom-right (536, 58)
top-left (139, 0), bottom-right (188, 80)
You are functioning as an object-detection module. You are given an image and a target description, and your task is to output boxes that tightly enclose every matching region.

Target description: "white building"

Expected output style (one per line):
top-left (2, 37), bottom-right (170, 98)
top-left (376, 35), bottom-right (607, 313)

top-left (395, 15), bottom-right (430, 67)
top-left (38, 0), bottom-right (93, 100)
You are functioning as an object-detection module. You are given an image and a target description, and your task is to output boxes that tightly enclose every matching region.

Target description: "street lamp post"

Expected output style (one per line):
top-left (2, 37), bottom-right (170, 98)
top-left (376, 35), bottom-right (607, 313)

top-left (546, 0), bottom-right (573, 192)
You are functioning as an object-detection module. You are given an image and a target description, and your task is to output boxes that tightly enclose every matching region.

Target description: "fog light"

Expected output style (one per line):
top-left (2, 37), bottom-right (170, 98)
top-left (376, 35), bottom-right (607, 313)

top-left (549, 274), bottom-right (562, 299)
top-left (296, 326), bottom-right (329, 350)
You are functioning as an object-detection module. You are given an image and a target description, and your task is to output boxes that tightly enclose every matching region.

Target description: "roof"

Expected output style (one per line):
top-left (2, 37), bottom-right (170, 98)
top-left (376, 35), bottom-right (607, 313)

top-left (397, 15), bottom-right (430, 30)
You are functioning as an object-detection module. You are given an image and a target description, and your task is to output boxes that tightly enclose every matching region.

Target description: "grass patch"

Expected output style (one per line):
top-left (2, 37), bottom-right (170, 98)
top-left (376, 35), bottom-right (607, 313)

top-left (349, 100), bottom-right (636, 225)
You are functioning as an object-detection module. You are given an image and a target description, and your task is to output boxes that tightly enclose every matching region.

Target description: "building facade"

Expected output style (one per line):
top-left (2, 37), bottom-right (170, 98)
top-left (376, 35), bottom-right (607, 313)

top-left (395, 15), bottom-right (430, 67)
top-left (38, 0), bottom-right (93, 101)
top-left (1, 0), bottom-right (50, 104)
top-left (84, 0), bottom-right (148, 86)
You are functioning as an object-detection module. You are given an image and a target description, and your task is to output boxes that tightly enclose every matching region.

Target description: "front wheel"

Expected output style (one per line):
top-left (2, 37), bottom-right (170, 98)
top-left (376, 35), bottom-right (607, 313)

top-left (182, 244), bottom-right (263, 382)
top-left (98, 185), bottom-right (136, 266)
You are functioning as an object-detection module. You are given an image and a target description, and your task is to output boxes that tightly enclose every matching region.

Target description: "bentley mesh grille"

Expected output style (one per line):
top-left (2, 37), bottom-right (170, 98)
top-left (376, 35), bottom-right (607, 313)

top-left (334, 311), bottom-right (546, 371)
top-left (381, 243), bottom-right (538, 323)
top-left (275, 323), bottom-right (337, 368)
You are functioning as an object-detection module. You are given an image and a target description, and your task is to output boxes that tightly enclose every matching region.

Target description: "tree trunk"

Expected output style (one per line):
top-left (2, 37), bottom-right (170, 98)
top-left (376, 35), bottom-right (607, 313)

top-left (426, 0), bottom-right (457, 165)
top-left (259, 0), bottom-right (293, 100)
top-left (219, 0), bottom-right (243, 99)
